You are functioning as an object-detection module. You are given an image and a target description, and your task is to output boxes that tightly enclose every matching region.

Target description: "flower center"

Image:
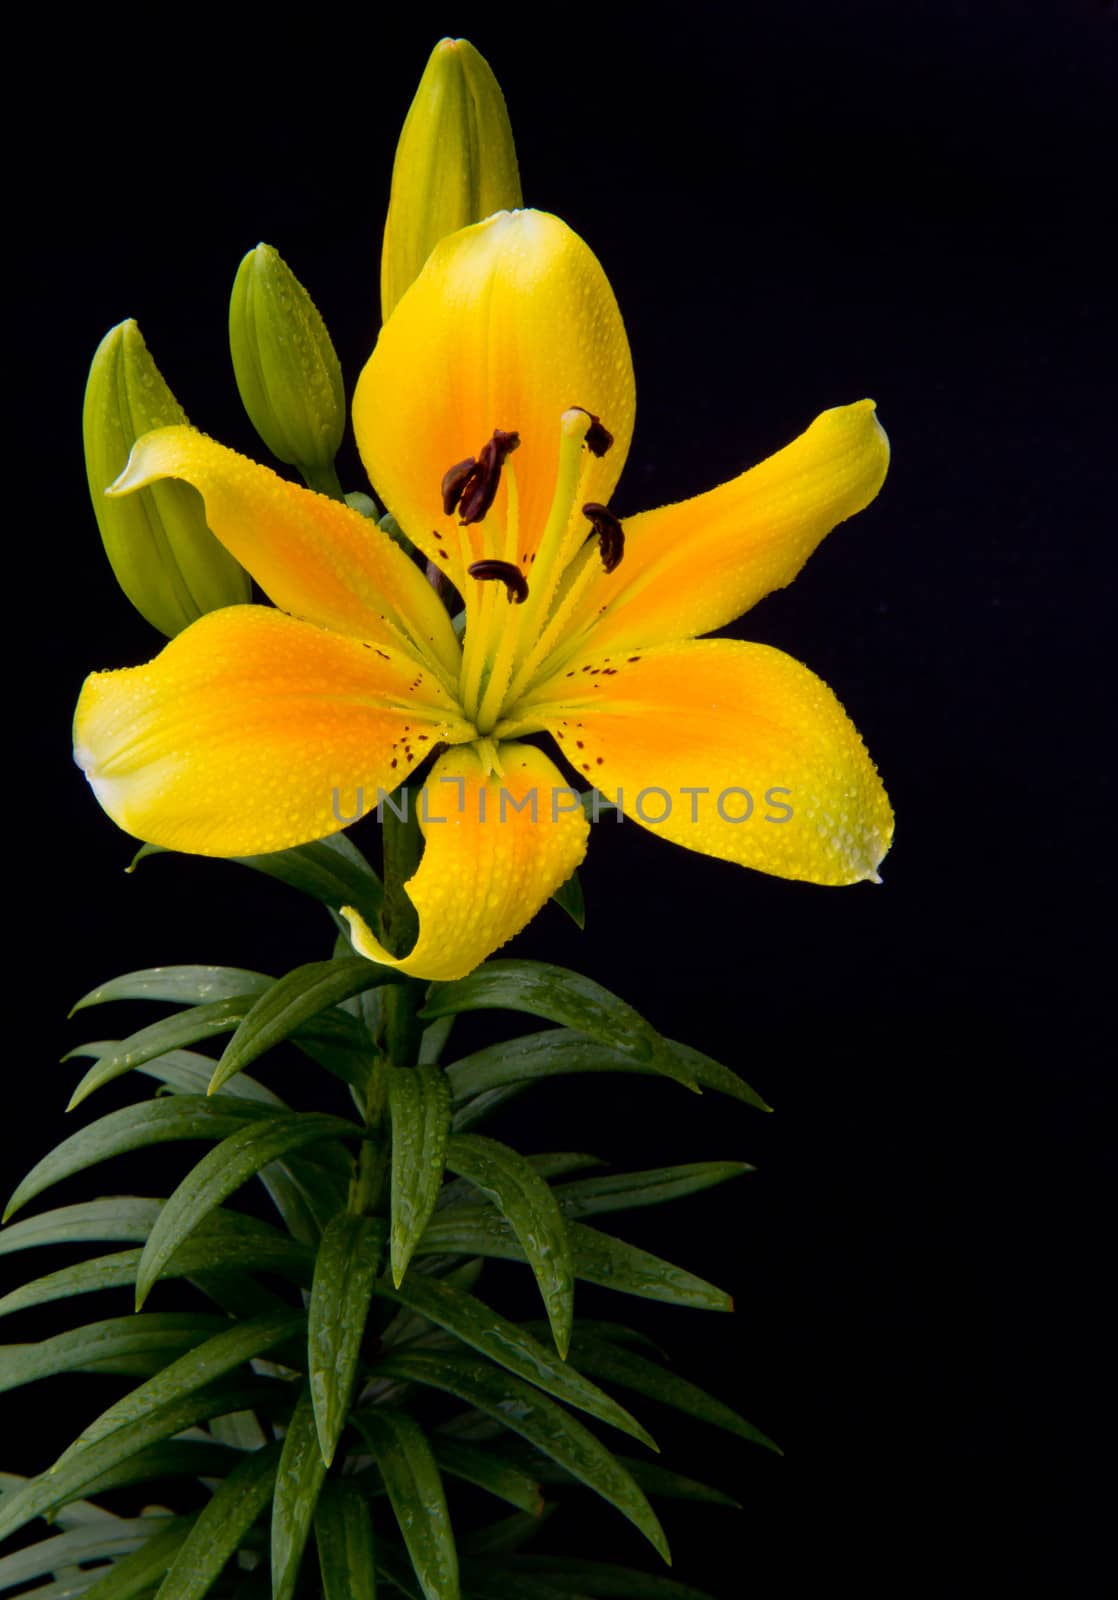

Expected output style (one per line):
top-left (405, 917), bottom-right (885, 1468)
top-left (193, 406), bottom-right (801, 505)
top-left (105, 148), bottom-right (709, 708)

top-left (450, 406), bottom-right (623, 737)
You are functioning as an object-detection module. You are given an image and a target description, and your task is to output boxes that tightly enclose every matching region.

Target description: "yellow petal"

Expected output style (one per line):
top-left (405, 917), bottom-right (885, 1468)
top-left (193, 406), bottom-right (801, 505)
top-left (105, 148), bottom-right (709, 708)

top-left (111, 426), bottom-right (461, 682)
top-left (561, 402), bottom-right (889, 657)
top-left (341, 743), bottom-right (589, 981)
top-left (523, 638), bottom-right (892, 885)
top-left (74, 606), bottom-right (474, 856)
top-left (354, 210), bottom-right (634, 588)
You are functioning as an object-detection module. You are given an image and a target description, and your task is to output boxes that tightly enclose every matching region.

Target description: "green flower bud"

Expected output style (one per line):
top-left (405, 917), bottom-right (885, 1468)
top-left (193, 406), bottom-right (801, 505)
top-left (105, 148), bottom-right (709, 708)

top-left (229, 243), bottom-right (346, 492)
top-left (83, 320), bottom-right (251, 637)
top-left (381, 37), bottom-right (522, 322)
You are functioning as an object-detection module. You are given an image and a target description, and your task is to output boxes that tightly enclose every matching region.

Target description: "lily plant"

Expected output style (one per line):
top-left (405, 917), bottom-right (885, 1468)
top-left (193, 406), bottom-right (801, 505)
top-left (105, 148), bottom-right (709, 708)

top-left (0, 36), bottom-right (894, 1600)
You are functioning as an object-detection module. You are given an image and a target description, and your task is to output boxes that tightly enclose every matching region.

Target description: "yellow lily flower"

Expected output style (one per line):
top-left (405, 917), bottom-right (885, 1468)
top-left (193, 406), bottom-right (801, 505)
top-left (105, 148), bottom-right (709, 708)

top-left (74, 209), bottom-right (893, 982)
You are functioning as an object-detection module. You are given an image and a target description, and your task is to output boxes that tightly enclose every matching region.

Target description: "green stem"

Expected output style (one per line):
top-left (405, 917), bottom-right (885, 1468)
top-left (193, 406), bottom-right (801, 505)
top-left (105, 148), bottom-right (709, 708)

top-left (298, 459), bottom-right (346, 500)
top-left (380, 786), bottom-right (425, 1069)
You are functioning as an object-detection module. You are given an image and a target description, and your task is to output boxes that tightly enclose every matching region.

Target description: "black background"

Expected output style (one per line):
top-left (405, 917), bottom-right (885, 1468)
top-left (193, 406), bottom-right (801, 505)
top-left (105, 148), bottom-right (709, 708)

top-left (10, 1), bottom-right (1114, 1592)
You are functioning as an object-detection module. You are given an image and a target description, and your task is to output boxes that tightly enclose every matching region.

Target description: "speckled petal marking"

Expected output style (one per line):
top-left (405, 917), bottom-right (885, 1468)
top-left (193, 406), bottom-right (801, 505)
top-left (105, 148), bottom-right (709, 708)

top-left (526, 638), bottom-right (893, 885)
top-left (341, 742), bottom-right (589, 980)
top-left (74, 606), bottom-right (473, 856)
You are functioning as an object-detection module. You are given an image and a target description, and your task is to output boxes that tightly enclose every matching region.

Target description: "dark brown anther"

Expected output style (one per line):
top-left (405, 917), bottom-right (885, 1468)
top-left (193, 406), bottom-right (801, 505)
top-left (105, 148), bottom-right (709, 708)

top-left (442, 429), bottom-right (520, 524)
top-left (468, 559), bottom-right (529, 604)
top-left (442, 457), bottom-right (477, 516)
top-left (582, 502), bottom-right (625, 573)
top-left (571, 407), bottom-right (614, 457)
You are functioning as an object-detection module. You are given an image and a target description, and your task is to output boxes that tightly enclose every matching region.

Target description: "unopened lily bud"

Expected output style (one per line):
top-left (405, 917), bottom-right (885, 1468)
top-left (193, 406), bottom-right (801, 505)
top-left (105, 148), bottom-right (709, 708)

top-left (381, 37), bottom-right (522, 322)
top-left (83, 320), bottom-right (251, 637)
top-left (229, 244), bottom-right (346, 491)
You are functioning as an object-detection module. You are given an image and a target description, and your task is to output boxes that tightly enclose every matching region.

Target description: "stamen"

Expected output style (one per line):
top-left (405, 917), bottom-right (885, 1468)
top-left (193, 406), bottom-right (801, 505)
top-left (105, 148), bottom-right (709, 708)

top-left (442, 429), bottom-right (521, 524)
top-left (582, 502), bottom-right (625, 573)
top-left (468, 559), bottom-right (529, 604)
top-left (570, 407), bottom-right (614, 457)
top-left (441, 458), bottom-right (477, 516)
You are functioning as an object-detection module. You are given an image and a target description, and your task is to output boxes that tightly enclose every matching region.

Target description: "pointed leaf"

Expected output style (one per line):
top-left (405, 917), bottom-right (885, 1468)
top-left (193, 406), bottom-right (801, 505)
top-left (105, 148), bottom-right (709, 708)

top-left (135, 1115), bottom-right (357, 1307)
top-left (427, 1439), bottom-right (541, 1516)
top-left (71, 967), bottom-right (272, 1012)
top-left (0, 1516), bottom-right (178, 1591)
top-left (355, 1409), bottom-right (459, 1600)
top-left (308, 1214), bottom-right (386, 1465)
top-left (4, 1096), bottom-right (277, 1221)
top-left (271, 1386), bottom-right (329, 1600)
top-left (366, 1351), bottom-right (669, 1563)
top-left (63, 1309), bottom-right (304, 1456)
top-left (79, 1516), bottom-right (197, 1600)
top-left (155, 1443), bottom-right (280, 1600)
top-left (416, 1211), bottom-right (732, 1312)
top-left (549, 871), bottom-right (585, 930)
top-left (500, 1559), bottom-right (716, 1600)
top-left (446, 1029), bottom-right (769, 1113)
top-left (0, 1314), bottom-right (227, 1392)
top-left (209, 960), bottom-right (393, 1094)
top-left (0, 1377), bottom-right (281, 1543)
top-left (551, 1162), bottom-right (752, 1221)
top-left (134, 1047), bottom-right (285, 1105)
top-left (565, 1337), bottom-right (779, 1454)
top-left (374, 1274), bottom-right (652, 1448)
top-left (236, 834), bottom-right (384, 927)
top-left (444, 1135), bottom-right (573, 1357)
top-left (66, 998), bottom-right (262, 1108)
top-left (388, 1065), bottom-right (451, 1286)
top-left (315, 1480), bottom-right (378, 1600)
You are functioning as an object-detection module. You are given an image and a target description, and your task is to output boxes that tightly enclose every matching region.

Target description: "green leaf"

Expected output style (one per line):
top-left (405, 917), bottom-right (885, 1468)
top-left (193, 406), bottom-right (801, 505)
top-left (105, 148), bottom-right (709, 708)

top-left (71, 967), bottom-right (272, 1012)
top-left (0, 1515), bottom-right (178, 1591)
top-left (459, 1507), bottom-right (555, 1560)
top-left (154, 1442), bottom-right (280, 1600)
top-left (456, 1562), bottom-right (574, 1600)
top-left (505, 1446), bottom-right (737, 1507)
top-left (427, 1439), bottom-right (542, 1516)
top-left (0, 1313), bottom-right (227, 1392)
top-left (208, 960), bottom-right (393, 1095)
top-left (366, 1351), bottom-right (669, 1564)
top-left (565, 1336), bottom-right (779, 1454)
top-left (134, 1115), bottom-right (358, 1307)
top-left (550, 1162), bottom-right (752, 1221)
top-left (388, 1065), bottom-right (451, 1286)
top-left (235, 833), bottom-right (384, 927)
top-left (62, 1309), bottom-right (304, 1456)
top-left (374, 1274), bottom-right (653, 1449)
top-left (271, 1386), bottom-right (330, 1600)
top-left (66, 998), bottom-right (263, 1108)
top-left (79, 1516), bottom-right (197, 1600)
top-left (416, 1211), bottom-right (732, 1312)
top-left (308, 1215), bottom-right (386, 1465)
top-left (315, 1480), bottom-right (378, 1600)
top-left (134, 1047), bottom-right (285, 1106)
top-left (499, 1558), bottom-right (716, 1600)
top-left (74, 1440), bottom-right (242, 1499)
top-left (355, 1409), bottom-right (459, 1600)
top-left (0, 1376), bottom-right (280, 1543)
top-left (549, 870), bottom-right (585, 930)
top-left (422, 964), bottom-right (663, 1070)
top-left (444, 1135), bottom-right (573, 1358)
top-left (450, 1084), bottom-right (530, 1132)
top-left (445, 1029), bottom-right (769, 1113)
top-left (4, 1096), bottom-right (279, 1221)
